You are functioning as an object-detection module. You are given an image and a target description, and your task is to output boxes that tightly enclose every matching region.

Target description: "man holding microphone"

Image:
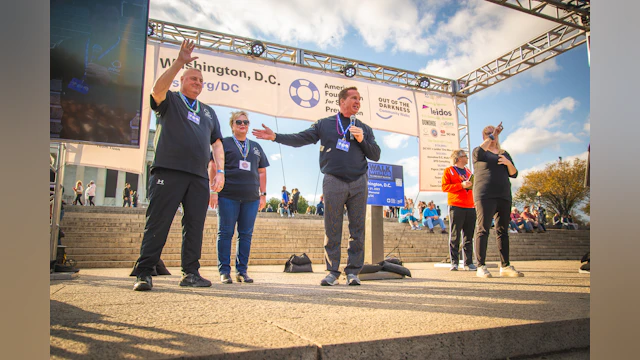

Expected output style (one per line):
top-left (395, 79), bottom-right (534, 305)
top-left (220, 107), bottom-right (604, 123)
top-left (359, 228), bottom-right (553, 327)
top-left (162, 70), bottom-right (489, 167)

top-left (253, 87), bottom-right (381, 286)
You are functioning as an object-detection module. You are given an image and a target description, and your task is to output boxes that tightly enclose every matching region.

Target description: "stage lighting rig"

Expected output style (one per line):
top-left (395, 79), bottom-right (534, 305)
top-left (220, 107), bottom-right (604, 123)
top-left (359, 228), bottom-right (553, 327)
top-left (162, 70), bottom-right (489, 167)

top-left (342, 64), bottom-right (357, 78)
top-left (417, 77), bottom-right (430, 89)
top-left (249, 40), bottom-right (266, 57)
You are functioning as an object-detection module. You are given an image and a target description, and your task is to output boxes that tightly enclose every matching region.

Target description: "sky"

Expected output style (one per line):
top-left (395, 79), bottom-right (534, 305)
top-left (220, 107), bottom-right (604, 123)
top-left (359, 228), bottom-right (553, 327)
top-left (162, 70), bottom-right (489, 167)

top-left (148, 0), bottom-right (590, 215)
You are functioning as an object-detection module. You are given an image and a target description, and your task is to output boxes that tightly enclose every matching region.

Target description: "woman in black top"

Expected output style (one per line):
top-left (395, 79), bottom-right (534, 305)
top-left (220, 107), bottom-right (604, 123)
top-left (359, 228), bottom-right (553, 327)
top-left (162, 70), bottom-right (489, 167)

top-left (472, 122), bottom-right (523, 278)
top-left (210, 111), bottom-right (269, 284)
top-left (291, 188), bottom-right (300, 215)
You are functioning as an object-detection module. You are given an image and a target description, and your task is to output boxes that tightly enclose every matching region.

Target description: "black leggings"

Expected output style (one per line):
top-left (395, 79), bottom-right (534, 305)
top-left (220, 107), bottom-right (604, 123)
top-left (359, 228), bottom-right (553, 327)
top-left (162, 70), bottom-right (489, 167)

top-left (474, 198), bottom-right (511, 267)
top-left (73, 194), bottom-right (84, 206)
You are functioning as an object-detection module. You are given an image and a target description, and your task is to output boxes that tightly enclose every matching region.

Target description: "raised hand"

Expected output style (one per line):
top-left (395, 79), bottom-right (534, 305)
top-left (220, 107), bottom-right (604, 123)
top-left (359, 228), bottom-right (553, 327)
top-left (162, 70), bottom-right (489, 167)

top-left (252, 123), bottom-right (276, 141)
top-left (178, 39), bottom-right (199, 65)
top-left (493, 122), bottom-right (504, 137)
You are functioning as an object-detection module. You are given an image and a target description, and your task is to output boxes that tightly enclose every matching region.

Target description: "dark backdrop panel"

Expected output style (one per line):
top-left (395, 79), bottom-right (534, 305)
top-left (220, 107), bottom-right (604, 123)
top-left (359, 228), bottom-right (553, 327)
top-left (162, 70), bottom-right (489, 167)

top-left (50, 0), bottom-right (150, 147)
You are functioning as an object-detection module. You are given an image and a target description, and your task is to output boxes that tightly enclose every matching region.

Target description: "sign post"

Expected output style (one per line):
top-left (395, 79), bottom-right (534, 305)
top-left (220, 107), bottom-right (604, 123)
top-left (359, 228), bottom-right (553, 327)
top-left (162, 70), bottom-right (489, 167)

top-left (361, 162), bottom-right (406, 280)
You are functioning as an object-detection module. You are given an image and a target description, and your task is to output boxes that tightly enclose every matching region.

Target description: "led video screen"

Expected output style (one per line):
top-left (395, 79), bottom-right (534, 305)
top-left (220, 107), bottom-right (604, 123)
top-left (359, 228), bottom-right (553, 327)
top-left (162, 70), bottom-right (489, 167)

top-left (50, 0), bottom-right (150, 147)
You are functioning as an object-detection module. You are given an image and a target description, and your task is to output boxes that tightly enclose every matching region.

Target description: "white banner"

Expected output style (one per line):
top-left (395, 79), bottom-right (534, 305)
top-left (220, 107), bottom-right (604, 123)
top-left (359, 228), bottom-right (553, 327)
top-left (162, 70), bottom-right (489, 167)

top-left (154, 42), bottom-right (419, 136)
top-left (416, 92), bottom-right (460, 191)
top-left (64, 44), bottom-right (156, 174)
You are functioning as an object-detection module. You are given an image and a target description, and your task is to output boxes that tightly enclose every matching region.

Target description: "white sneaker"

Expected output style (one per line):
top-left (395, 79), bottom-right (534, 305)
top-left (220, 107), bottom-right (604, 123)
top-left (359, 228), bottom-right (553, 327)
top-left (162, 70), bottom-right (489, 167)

top-left (476, 265), bottom-right (492, 278)
top-left (500, 265), bottom-right (524, 277)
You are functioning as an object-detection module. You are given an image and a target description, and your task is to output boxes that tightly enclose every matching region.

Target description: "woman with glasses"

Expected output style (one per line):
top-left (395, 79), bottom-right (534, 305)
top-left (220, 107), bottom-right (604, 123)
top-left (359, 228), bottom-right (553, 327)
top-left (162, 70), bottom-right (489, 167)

top-left (442, 149), bottom-right (476, 271)
top-left (209, 111), bottom-right (269, 284)
top-left (472, 123), bottom-right (523, 278)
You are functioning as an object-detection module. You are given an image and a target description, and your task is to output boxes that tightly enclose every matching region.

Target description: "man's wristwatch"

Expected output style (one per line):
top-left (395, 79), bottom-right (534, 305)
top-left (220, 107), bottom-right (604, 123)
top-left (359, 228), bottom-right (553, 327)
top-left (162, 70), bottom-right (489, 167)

top-left (260, 192), bottom-right (267, 196)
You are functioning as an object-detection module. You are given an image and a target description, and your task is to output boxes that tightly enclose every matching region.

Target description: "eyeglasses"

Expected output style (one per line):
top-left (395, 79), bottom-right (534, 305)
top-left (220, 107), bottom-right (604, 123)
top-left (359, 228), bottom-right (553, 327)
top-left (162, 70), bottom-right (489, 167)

top-left (459, 154), bottom-right (468, 158)
top-left (235, 120), bottom-right (250, 125)
top-left (484, 132), bottom-right (493, 135)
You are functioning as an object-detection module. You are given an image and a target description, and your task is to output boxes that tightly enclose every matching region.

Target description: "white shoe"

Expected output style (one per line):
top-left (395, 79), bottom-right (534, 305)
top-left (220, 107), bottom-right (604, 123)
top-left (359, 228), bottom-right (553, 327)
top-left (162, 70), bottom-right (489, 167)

top-left (500, 265), bottom-right (524, 277)
top-left (476, 265), bottom-right (492, 278)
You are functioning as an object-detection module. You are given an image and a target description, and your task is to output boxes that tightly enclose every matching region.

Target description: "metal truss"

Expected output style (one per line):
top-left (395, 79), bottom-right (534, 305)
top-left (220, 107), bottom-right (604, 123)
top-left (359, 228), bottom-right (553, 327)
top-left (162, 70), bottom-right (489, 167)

top-left (486, 0), bottom-right (590, 31)
top-left (147, 19), bottom-right (455, 95)
top-left (454, 96), bottom-right (472, 171)
top-left (456, 23), bottom-right (587, 96)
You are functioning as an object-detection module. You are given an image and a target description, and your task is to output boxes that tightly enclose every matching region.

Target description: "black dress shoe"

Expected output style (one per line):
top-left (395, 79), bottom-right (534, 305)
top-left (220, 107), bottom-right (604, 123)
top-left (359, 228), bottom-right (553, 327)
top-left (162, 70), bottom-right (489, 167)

top-left (180, 273), bottom-right (212, 287)
top-left (220, 274), bottom-right (233, 284)
top-left (236, 273), bottom-right (254, 283)
top-left (133, 275), bottom-right (153, 291)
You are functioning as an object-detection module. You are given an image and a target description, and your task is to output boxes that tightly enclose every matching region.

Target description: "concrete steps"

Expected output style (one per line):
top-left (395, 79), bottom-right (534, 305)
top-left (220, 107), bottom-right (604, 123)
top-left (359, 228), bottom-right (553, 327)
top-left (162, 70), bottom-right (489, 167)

top-left (60, 206), bottom-right (590, 268)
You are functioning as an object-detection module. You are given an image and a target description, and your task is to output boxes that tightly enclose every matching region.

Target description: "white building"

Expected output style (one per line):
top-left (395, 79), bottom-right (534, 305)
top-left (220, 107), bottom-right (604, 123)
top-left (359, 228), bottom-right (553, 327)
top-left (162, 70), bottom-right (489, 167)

top-left (51, 128), bottom-right (156, 207)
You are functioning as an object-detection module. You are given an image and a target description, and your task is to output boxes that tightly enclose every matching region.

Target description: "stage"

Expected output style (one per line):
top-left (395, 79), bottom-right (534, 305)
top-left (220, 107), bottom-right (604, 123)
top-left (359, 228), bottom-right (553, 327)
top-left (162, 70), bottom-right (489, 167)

top-left (50, 260), bottom-right (590, 359)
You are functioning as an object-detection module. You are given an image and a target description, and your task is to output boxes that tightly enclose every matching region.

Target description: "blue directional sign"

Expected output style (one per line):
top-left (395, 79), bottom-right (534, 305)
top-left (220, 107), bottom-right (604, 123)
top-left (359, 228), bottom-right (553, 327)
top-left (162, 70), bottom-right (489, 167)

top-left (367, 162), bottom-right (405, 207)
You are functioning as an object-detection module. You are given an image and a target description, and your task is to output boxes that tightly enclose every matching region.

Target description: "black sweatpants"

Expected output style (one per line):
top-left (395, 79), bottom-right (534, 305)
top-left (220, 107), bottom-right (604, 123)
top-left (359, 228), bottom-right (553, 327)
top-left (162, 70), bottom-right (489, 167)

top-left (449, 206), bottom-right (476, 266)
top-left (474, 198), bottom-right (511, 267)
top-left (133, 167), bottom-right (209, 277)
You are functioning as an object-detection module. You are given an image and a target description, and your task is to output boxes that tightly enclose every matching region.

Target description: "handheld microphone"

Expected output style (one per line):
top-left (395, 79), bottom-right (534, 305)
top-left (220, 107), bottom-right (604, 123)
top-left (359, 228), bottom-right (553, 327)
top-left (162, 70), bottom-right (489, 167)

top-left (349, 115), bottom-right (356, 140)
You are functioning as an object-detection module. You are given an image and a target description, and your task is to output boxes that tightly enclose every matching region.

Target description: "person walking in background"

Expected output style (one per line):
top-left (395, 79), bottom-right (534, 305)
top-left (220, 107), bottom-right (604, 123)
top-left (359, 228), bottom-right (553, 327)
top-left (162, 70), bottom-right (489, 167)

top-left (291, 188), bottom-right (300, 215)
top-left (132, 190), bottom-right (139, 208)
top-left (442, 149), bottom-right (476, 271)
top-left (316, 195), bottom-right (325, 216)
top-left (122, 183), bottom-right (131, 207)
top-left (85, 180), bottom-right (96, 206)
top-left (253, 86), bottom-right (381, 286)
top-left (210, 110), bottom-right (269, 284)
top-left (472, 122), bottom-right (523, 278)
top-left (131, 39), bottom-right (225, 291)
top-left (72, 180), bottom-right (84, 206)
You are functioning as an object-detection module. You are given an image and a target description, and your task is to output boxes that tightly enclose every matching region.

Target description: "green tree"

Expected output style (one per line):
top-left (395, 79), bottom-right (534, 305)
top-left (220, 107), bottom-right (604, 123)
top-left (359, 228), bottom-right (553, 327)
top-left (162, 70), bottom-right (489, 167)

top-left (267, 197), bottom-right (280, 212)
top-left (297, 196), bottom-right (309, 214)
top-left (581, 201), bottom-right (590, 216)
top-left (514, 158), bottom-right (590, 217)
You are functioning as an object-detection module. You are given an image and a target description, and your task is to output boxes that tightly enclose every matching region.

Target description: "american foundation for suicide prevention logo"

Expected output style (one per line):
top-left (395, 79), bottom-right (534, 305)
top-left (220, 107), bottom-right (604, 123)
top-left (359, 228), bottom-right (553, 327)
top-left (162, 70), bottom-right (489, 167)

top-left (289, 79), bottom-right (320, 108)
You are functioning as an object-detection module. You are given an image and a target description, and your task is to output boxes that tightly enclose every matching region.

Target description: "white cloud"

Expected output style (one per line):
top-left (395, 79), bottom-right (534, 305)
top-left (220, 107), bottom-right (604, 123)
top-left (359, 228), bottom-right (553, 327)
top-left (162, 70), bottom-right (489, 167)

top-left (383, 134), bottom-right (411, 149)
top-left (150, 0), bottom-right (440, 55)
top-left (396, 156), bottom-right (419, 177)
top-left (501, 97), bottom-right (580, 155)
top-left (527, 58), bottom-right (561, 83)
top-left (564, 151), bottom-right (589, 163)
top-left (270, 154), bottom-right (282, 161)
top-left (420, 0), bottom-right (556, 78)
top-left (520, 97), bottom-right (577, 128)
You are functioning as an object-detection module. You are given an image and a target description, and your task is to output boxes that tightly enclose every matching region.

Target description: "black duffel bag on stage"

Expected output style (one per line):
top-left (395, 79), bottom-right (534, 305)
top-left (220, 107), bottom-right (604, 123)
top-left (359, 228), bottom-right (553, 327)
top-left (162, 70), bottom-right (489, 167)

top-left (284, 253), bottom-right (313, 273)
top-left (378, 260), bottom-right (412, 277)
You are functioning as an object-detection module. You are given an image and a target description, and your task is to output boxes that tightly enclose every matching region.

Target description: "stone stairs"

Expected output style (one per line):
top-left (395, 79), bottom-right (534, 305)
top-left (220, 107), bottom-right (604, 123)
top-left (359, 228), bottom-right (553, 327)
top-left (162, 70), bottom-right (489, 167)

top-left (59, 206), bottom-right (591, 269)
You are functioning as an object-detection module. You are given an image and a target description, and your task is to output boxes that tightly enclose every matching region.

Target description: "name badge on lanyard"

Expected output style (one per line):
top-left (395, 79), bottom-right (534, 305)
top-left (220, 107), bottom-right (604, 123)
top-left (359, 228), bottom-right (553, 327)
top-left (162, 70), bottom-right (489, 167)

top-left (187, 111), bottom-right (200, 124)
top-left (239, 160), bottom-right (251, 171)
top-left (336, 138), bottom-right (350, 152)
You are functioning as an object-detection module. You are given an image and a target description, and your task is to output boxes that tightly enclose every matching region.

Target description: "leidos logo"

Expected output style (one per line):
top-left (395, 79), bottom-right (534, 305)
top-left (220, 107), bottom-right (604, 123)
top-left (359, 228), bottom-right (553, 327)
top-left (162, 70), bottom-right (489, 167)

top-left (423, 105), bottom-right (452, 117)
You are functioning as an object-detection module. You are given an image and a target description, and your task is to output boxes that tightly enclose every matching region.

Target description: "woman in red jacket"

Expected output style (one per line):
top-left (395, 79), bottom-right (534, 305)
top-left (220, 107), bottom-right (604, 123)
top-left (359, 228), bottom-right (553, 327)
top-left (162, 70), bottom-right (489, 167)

top-left (442, 149), bottom-right (476, 271)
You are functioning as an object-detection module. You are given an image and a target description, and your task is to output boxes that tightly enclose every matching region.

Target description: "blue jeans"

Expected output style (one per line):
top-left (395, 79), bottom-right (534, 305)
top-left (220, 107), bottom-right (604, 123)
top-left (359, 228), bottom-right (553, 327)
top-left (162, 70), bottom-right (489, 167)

top-left (423, 217), bottom-right (445, 230)
top-left (217, 196), bottom-right (259, 275)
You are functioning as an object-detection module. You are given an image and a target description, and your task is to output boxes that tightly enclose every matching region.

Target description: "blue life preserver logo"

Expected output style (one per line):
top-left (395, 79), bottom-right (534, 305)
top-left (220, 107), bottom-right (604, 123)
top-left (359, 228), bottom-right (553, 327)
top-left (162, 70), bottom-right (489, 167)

top-left (289, 79), bottom-right (320, 108)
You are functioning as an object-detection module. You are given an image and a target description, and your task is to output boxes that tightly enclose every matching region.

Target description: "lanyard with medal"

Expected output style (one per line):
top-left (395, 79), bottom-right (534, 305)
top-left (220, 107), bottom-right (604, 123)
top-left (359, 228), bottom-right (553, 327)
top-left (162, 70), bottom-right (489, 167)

top-left (233, 136), bottom-right (251, 171)
top-left (68, 37), bottom-right (121, 94)
top-left (335, 113), bottom-right (352, 152)
top-left (179, 92), bottom-right (201, 125)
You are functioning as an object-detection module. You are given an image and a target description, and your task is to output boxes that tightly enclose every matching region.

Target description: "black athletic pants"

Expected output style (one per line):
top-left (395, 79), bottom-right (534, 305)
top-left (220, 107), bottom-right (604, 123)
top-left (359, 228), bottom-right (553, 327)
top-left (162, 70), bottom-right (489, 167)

top-left (474, 198), bottom-right (511, 267)
top-left (133, 167), bottom-right (209, 277)
top-left (449, 206), bottom-right (476, 266)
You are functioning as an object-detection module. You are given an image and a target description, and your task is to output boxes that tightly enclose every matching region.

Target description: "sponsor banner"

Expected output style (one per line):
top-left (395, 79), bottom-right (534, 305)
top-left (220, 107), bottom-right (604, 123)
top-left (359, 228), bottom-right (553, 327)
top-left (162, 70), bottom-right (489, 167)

top-left (367, 162), bottom-right (405, 207)
top-left (154, 42), bottom-right (418, 135)
top-left (64, 43), bottom-right (156, 174)
top-left (416, 92), bottom-right (460, 191)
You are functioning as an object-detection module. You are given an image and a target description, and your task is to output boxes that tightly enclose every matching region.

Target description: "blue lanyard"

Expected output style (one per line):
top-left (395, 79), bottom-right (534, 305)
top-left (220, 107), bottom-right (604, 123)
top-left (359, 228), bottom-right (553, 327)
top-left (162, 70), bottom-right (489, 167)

top-left (454, 166), bottom-right (468, 180)
top-left (84, 37), bottom-right (121, 69)
top-left (232, 136), bottom-right (249, 160)
top-left (335, 113), bottom-right (352, 138)
top-left (179, 92), bottom-right (200, 113)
